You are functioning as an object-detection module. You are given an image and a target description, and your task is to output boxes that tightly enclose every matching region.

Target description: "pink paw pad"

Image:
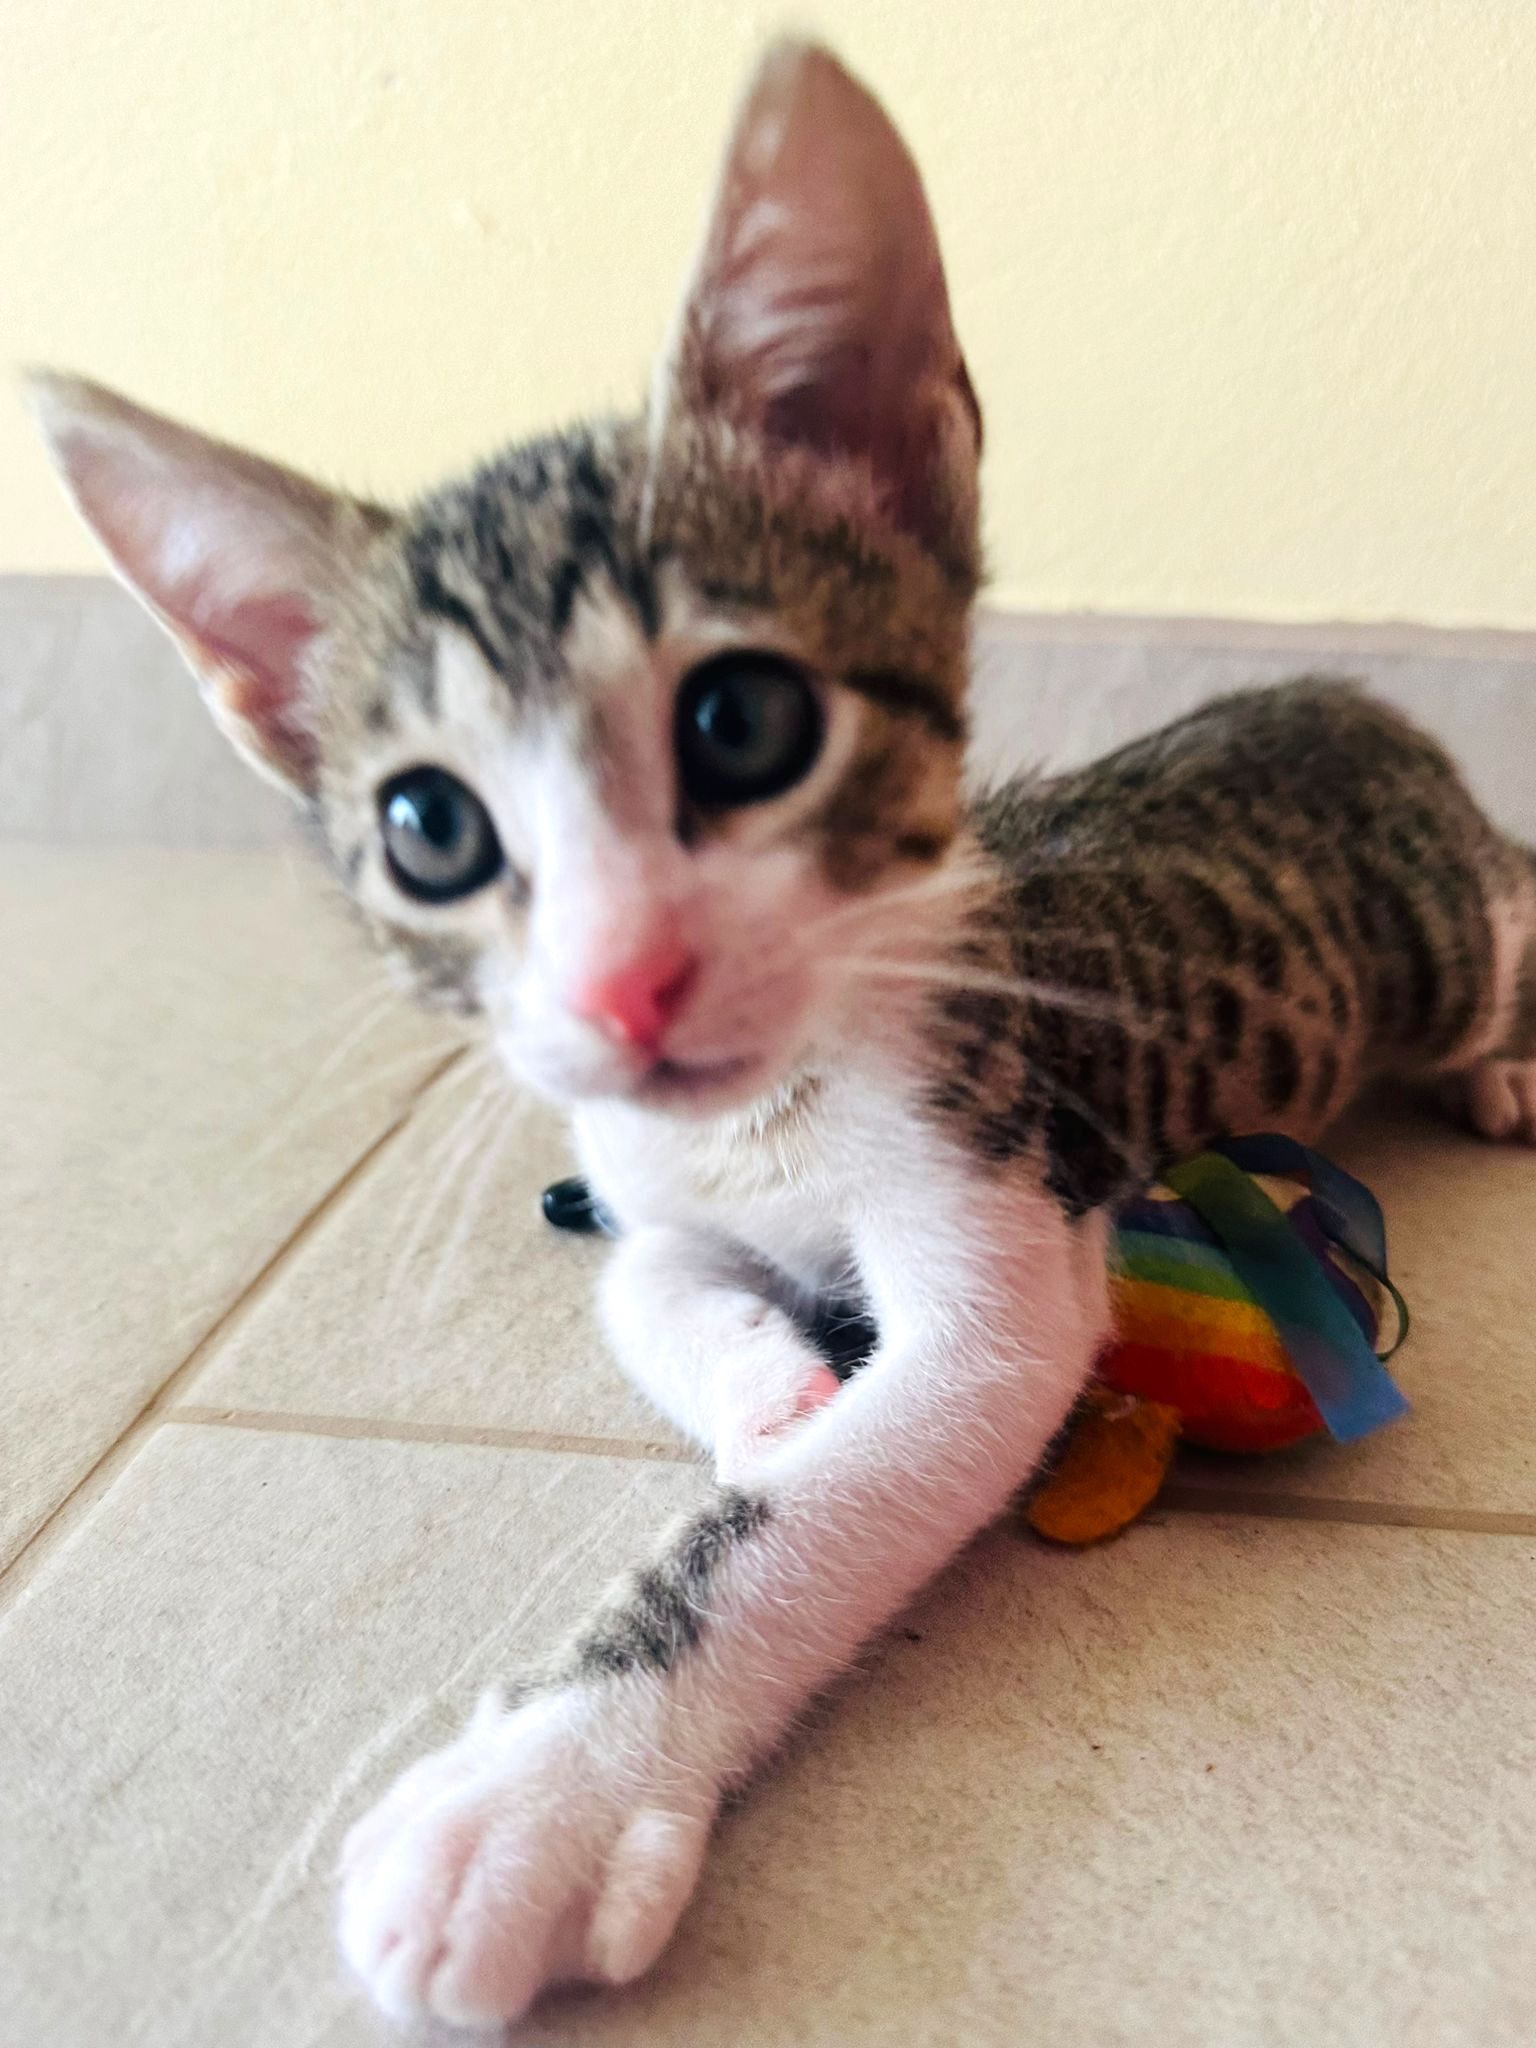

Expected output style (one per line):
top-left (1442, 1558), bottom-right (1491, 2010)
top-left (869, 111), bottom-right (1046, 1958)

top-left (792, 1364), bottom-right (843, 1417)
top-left (723, 1364), bottom-right (843, 1474)
top-left (750, 1365), bottom-right (842, 1445)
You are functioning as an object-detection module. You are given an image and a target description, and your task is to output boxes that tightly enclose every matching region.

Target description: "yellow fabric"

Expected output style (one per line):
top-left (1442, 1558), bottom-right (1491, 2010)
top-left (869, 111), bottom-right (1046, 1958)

top-left (1108, 1275), bottom-right (1295, 1376)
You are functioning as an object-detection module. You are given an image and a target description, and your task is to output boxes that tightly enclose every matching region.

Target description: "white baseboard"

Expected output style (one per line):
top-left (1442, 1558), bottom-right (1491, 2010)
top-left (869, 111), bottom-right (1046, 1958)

top-left (3, 575), bottom-right (1533, 845)
top-left (967, 608), bottom-right (1536, 840)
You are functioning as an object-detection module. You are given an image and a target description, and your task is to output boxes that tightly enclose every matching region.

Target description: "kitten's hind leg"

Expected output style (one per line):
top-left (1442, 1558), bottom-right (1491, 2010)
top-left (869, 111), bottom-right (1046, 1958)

top-left (599, 1226), bottom-right (840, 1476)
top-left (1444, 853), bottom-right (1536, 1145)
top-left (1461, 1058), bottom-right (1536, 1144)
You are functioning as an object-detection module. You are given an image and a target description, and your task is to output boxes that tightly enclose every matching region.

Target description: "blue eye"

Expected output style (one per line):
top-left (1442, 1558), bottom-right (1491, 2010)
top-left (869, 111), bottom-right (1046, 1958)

top-left (379, 766), bottom-right (504, 903)
top-left (675, 653), bottom-right (823, 808)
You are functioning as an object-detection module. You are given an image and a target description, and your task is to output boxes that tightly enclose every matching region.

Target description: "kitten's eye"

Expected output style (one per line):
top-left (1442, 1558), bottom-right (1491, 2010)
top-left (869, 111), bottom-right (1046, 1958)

top-left (675, 653), bottom-right (823, 808)
top-left (378, 766), bottom-right (504, 903)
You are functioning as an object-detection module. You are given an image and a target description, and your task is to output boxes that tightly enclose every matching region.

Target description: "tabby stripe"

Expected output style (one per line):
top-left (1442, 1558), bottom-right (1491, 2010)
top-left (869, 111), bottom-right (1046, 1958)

top-left (894, 830), bottom-right (949, 863)
top-left (843, 669), bottom-right (965, 742)
top-left (1249, 922), bottom-right (1286, 992)
top-left (1178, 874), bottom-right (1243, 954)
top-left (1143, 1040), bottom-right (1171, 1163)
top-left (412, 560), bottom-right (506, 680)
top-left (1514, 892), bottom-right (1536, 1052)
top-left (1187, 1056), bottom-right (1216, 1132)
top-left (1259, 1024), bottom-right (1302, 1111)
top-left (566, 1488), bottom-right (771, 1683)
top-left (1227, 849), bottom-right (1328, 973)
top-left (1312, 1045), bottom-right (1341, 1116)
top-left (1376, 871), bottom-right (1443, 1039)
top-left (1207, 982), bottom-right (1245, 1063)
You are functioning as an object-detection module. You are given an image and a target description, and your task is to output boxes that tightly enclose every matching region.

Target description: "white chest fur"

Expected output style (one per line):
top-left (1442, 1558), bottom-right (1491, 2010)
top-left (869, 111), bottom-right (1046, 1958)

top-left (570, 1075), bottom-right (871, 1297)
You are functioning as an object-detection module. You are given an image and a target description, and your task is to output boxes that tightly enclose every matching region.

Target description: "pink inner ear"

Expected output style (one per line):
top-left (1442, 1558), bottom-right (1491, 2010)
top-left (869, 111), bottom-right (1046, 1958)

top-left (201, 592), bottom-right (322, 781)
top-left (673, 45), bottom-right (982, 570)
top-left (764, 346), bottom-right (876, 460)
top-left (766, 358), bottom-right (968, 559)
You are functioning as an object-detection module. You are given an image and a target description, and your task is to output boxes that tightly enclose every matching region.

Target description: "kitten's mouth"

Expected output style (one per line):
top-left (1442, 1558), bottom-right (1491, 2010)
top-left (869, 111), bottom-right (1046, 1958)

top-left (637, 1052), bottom-right (762, 1109)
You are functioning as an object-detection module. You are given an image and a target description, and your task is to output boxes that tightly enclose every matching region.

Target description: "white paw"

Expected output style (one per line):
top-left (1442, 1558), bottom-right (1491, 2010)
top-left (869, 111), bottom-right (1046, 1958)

top-left (1463, 1058), bottom-right (1536, 1145)
top-left (338, 1688), bottom-right (718, 2028)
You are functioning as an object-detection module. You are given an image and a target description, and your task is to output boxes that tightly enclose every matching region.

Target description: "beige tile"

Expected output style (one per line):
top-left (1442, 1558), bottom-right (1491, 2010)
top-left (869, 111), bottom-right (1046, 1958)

top-left (0, 848), bottom-right (453, 1568)
top-left (1171, 1092), bottom-right (1536, 1518)
top-left (3, 1429), bottom-right (1530, 2048)
top-left (192, 1074), bottom-right (669, 1450)
top-left (194, 1083), bottom-right (1536, 1508)
top-left (0, 1420), bottom-right (706, 2048)
top-left (196, 1081), bottom-right (1536, 1513)
top-left (543, 1514), bottom-right (1535, 2048)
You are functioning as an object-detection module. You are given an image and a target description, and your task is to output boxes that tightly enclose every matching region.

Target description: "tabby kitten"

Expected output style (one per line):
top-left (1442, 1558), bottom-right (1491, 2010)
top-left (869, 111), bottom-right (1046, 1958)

top-left (30, 40), bottom-right (1535, 2031)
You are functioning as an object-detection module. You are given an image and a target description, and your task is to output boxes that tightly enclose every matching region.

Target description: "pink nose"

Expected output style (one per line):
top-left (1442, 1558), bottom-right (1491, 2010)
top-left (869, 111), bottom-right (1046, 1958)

top-left (575, 940), bottom-right (699, 1056)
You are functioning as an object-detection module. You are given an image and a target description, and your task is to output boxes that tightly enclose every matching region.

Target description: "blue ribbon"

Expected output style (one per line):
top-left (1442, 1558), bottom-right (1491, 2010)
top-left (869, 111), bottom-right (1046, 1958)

top-left (1164, 1141), bottom-right (1411, 1445)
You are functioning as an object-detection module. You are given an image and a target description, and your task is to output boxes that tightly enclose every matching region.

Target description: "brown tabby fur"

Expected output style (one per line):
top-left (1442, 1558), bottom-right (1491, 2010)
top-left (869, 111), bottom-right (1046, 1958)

top-left (301, 417), bottom-right (1536, 1217)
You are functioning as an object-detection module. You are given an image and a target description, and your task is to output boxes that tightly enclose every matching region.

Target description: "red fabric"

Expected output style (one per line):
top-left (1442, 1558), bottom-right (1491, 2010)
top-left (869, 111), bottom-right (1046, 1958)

top-left (1100, 1340), bottom-right (1326, 1454)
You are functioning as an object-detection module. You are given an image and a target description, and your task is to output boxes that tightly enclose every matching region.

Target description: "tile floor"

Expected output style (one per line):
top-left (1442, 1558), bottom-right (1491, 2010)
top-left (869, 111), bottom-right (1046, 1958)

top-left (4, 616), bottom-right (1535, 2044)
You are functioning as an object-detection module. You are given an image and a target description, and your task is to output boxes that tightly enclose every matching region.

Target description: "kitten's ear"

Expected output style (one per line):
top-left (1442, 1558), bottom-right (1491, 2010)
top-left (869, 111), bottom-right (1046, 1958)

top-left (25, 372), bottom-right (389, 798)
top-left (656, 41), bottom-right (981, 570)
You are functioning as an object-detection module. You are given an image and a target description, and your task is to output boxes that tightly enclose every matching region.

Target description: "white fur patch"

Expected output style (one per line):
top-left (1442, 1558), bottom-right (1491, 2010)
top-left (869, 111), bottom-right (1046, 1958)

top-left (339, 1049), bottom-right (1110, 2027)
top-left (1464, 1058), bottom-right (1536, 1144)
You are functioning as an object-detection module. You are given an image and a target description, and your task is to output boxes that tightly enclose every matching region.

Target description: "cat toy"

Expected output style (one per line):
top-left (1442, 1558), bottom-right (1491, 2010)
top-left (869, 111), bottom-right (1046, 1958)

top-left (541, 1134), bottom-right (1411, 1546)
top-left (1023, 1134), bottom-right (1409, 1543)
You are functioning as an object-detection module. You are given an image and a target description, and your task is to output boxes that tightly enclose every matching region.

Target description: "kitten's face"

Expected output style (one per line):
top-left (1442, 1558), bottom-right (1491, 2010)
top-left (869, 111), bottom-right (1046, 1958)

top-left (29, 41), bottom-right (983, 1115)
top-left (319, 417), bottom-right (973, 1111)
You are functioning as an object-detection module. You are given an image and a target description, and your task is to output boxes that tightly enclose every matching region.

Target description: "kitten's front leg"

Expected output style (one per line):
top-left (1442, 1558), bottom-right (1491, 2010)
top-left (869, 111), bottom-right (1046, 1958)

top-left (599, 1224), bottom-right (841, 1475)
top-left (338, 1162), bottom-right (1109, 2028)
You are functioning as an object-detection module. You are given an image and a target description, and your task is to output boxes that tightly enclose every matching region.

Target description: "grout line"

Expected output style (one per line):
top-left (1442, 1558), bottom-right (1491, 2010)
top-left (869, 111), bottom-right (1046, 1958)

top-left (129, 1404), bottom-right (1536, 1535)
top-left (1157, 1483), bottom-right (1536, 1539)
top-left (0, 1049), bottom-right (466, 1613)
top-left (168, 1404), bottom-right (695, 1466)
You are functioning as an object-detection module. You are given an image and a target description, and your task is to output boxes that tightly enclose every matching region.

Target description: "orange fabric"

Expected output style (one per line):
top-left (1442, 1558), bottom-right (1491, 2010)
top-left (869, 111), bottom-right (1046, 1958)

top-left (1025, 1390), bottom-right (1183, 1545)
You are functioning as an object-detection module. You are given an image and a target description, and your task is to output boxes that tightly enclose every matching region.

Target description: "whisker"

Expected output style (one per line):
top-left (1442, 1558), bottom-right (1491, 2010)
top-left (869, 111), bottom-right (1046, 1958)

top-left (402, 1105), bottom-right (504, 1332)
top-left (806, 855), bottom-right (989, 939)
top-left (840, 955), bottom-right (1150, 1178)
top-left (304, 994), bottom-right (404, 1092)
top-left (311, 1040), bottom-right (476, 1115)
top-left (385, 1045), bottom-right (496, 1246)
top-left (1026, 1063), bottom-right (1147, 1175)
top-left (374, 1067), bottom-right (505, 1335)
top-left (418, 1093), bottom-right (532, 1330)
top-left (258, 968), bottom-right (400, 1061)
top-left (402, 1044), bottom-right (500, 1164)
top-left (243, 1030), bottom-right (473, 1173)
top-left (841, 954), bottom-right (1168, 1038)
top-left (173, 1044), bottom-right (468, 1271)
top-left (254, 1042), bottom-right (463, 1154)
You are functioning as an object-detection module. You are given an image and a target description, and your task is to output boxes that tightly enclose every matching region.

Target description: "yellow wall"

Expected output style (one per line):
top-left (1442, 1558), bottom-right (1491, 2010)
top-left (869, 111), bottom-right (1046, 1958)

top-left (5, 2), bottom-right (1536, 624)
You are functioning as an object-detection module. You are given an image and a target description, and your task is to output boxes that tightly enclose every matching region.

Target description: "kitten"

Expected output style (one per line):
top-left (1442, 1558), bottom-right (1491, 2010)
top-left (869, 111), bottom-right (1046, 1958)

top-left (29, 39), bottom-right (1536, 2032)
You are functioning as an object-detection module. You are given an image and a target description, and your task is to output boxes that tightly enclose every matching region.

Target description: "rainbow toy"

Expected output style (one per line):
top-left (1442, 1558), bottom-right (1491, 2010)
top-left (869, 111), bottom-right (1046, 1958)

top-left (1027, 1135), bottom-right (1411, 1544)
top-left (540, 1136), bottom-right (1412, 1549)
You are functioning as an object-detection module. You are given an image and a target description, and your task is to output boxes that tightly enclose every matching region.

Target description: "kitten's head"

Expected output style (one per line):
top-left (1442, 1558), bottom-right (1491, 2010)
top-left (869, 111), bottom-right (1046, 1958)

top-left (29, 42), bottom-right (982, 1115)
